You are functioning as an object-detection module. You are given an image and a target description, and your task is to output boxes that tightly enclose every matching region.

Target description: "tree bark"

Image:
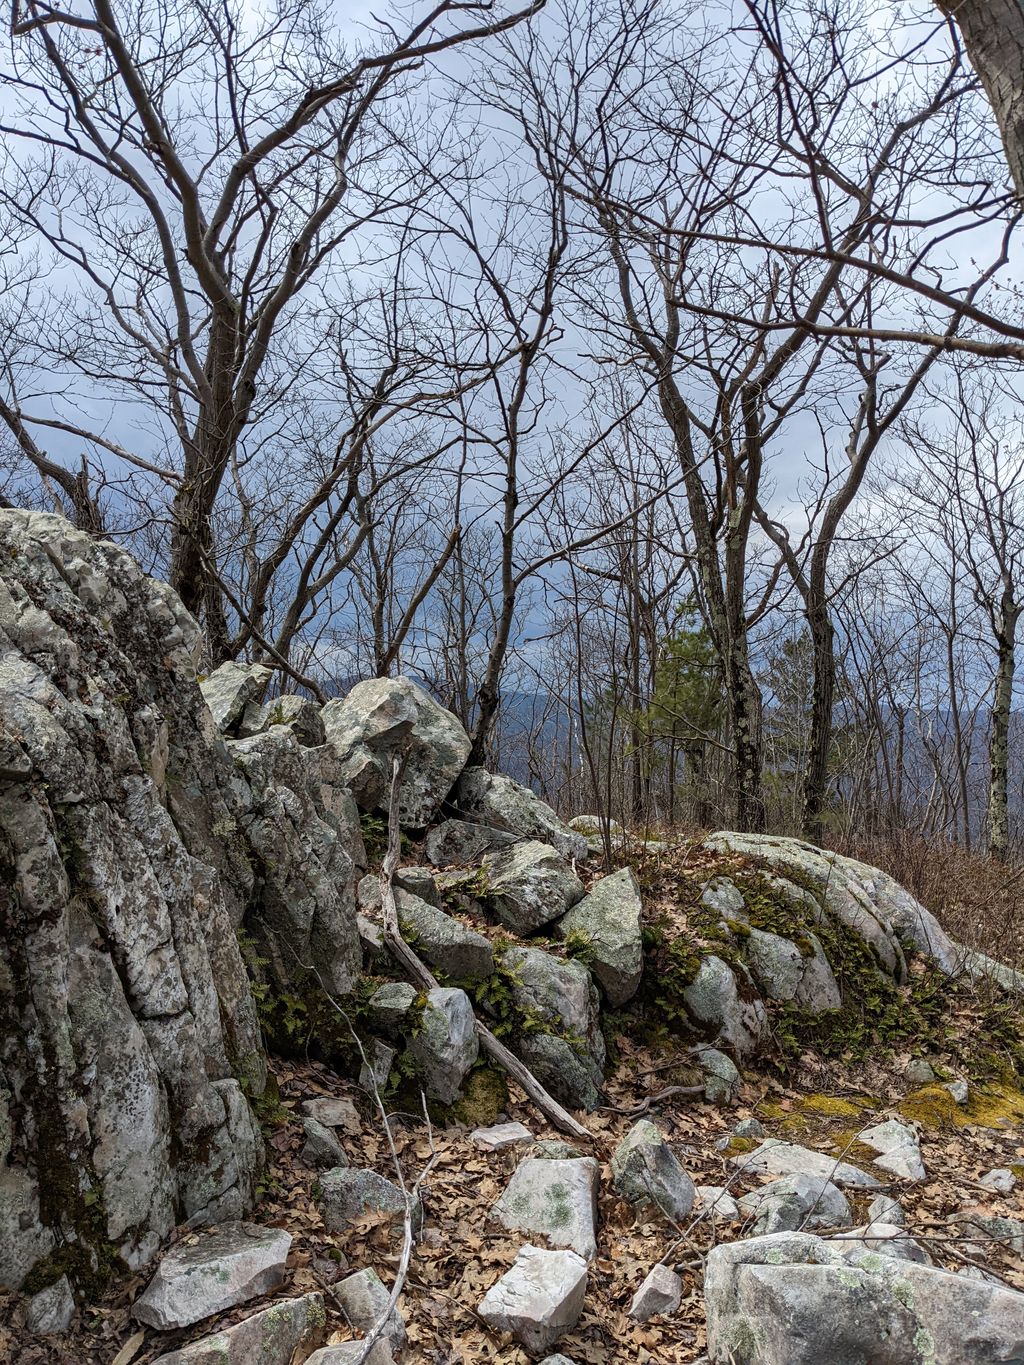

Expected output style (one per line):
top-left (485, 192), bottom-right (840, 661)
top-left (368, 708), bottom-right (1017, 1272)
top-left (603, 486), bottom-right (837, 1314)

top-left (938, 0), bottom-right (1024, 201)
top-left (988, 584), bottom-right (1020, 859)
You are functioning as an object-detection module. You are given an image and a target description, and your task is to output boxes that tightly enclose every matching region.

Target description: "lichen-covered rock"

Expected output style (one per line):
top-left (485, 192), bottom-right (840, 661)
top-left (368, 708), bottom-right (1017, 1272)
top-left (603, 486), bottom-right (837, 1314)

top-left (238, 693), bottom-right (326, 747)
top-left (730, 1139), bottom-right (879, 1189)
top-left (367, 982), bottom-right (417, 1036)
top-left (227, 728), bottom-right (361, 998)
top-left (477, 1245), bottom-right (588, 1353)
top-left (23, 1275), bottom-right (75, 1334)
top-left (359, 1040), bottom-right (396, 1095)
top-left (199, 660), bottom-right (272, 734)
top-left (611, 1120), bottom-right (696, 1224)
top-left (682, 956), bottom-right (769, 1057)
top-left (150, 1291), bottom-right (326, 1364)
top-left (396, 891), bottom-right (494, 984)
top-left (0, 511), bottom-right (265, 1291)
top-left (132, 1222), bottom-right (291, 1329)
top-left (492, 1157), bottom-right (600, 1260)
top-left (501, 946), bottom-right (605, 1092)
top-left (394, 865), bottom-right (441, 905)
top-left (483, 841), bottom-right (584, 934)
top-left (423, 818), bottom-right (517, 867)
top-left (322, 677), bottom-right (471, 828)
top-left (300, 1117), bottom-right (349, 1170)
top-left (703, 832), bottom-right (965, 979)
top-left (457, 768), bottom-right (588, 861)
top-left (704, 1231), bottom-right (1024, 1364)
top-left (743, 928), bottom-right (841, 1014)
top-left (738, 1174), bottom-right (852, 1235)
top-left (317, 1168), bottom-right (420, 1234)
top-left (409, 987), bottom-right (479, 1104)
top-left (518, 1034), bottom-right (603, 1112)
top-left (694, 1046), bottom-right (741, 1104)
top-left (555, 867), bottom-right (643, 1005)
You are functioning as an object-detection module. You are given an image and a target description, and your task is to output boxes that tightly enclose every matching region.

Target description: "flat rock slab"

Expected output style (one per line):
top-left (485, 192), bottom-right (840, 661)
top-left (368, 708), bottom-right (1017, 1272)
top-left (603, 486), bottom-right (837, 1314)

top-left (629, 1264), bottom-right (682, 1321)
top-left (492, 1157), bottom-right (600, 1261)
top-left (478, 1245), bottom-right (588, 1354)
top-left (301, 1097), bottom-right (361, 1134)
top-left (705, 1230), bottom-right (1024, 1364)
top-left (133, 1222), bottom-right (292, 1330)
top-left (730, 1138), bottom-right (880, 1189)
top-left (472, 1121), bottom-right (534, 1151)
top-left (150, 1292), bottom-right (326, 1364)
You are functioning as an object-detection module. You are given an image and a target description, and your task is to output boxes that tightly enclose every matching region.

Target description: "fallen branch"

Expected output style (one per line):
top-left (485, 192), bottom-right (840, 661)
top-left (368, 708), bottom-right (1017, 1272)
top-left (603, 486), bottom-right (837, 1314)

top-left (378, 755), bottom-right (591, 1142)
top-left (597, 1083), bottom-right (705, 1117)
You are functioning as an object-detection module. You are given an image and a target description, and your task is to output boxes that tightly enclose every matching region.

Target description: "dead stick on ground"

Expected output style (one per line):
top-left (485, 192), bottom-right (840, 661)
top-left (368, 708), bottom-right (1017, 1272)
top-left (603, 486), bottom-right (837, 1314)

top-left (378, 754), bottom-right (591, 1142)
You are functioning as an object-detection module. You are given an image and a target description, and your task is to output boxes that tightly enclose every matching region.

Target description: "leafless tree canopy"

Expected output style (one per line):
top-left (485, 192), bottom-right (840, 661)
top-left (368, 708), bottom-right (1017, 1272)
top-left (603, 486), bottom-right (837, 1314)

top-left (5, 0), bottom-right (1024, 853)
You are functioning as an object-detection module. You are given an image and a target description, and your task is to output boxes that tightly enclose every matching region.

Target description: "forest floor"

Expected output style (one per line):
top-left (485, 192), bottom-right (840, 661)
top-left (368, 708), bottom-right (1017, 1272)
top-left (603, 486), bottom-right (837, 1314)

top-left (5, 839), bottom-right (1024, 1364)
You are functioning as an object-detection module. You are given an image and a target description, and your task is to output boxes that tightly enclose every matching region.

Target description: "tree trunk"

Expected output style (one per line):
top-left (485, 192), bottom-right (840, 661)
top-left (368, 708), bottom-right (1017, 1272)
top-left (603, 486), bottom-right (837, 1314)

top-left (802, 594), bottom-right (836, 843)
top-left (988, 587), bottom-right (1020, 860)
top-left (938, 0), bottom-right (1024, 201)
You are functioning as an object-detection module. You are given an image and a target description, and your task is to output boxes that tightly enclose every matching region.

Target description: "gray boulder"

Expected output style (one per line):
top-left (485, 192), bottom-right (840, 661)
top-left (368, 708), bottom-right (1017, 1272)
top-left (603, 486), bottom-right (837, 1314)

top-left (518, 1033), bottom-right (603, 1112)
top-left (502, 946), bottom-right (605, 1084)
top-left (682, 956), bottom-right (769, 1057)
top-left (322, 676), bottom-right (471, 828)
top-left (830, 1223), bottom-right (932, 1264)
top-left (301, 1117), bottom-right (349, 1170)
top-left (394, 865), bottom-right (441, 905)
top-left (409, 987), bottom-right (479, 1104)
top-left (367, 982), bottom-right (417, 1036)
top-left (492, 1156), bottom-right (600, 1260)
top-left (150, 1292), bottom-right (326, 1365)
top-left (227, 727), bottom-right (361, 998)
top-left (980, 1168), bottom-right (1017, 1195)
top-left (697, 1186), bottom-right (741, 1221)
top-left (704, 1230), bottom-right (1024, 1364)
top-left (629, 1263), bottom-right (682, 1321)
top-left (132, 1222), bottom-right (291, 1330)
top-left (611, 1120), bottom-right (696, 1224)
top-left (703, 832), bottom-right (965, 979)
top-left (743, 928), bottom-right (842, 1013)
top-left (334, 1267), bottom-right (405, 1357)
top-left (555, 867), bottom-right (644, 1005)
top-left (868, 1194), bottom-right (906, 1226)
top-left (694, 1046), bottom-right (741, 1104)
top-left (200, 660), bottom-right (272, 734)
top-left (483, 841), bottom-right (584, 934)
top-left (738, 1174), bottom-right (852, 1234)
top-left (24, 1275), bottom-right (75, 1334)
top-left (359, 1040), bottom-right (396, 1095)
top-left (0, 512), bottom-right (265, 1290)
top-left (423, 818), bottom-right (517, 866)
top-left (318, 1168), bottom-right (420, 1234)
top-left (477, 1245), bottom-right (588, 1353)
top-left (397, 891), bottom-right (494, 984)
top-left (457, 767), bottom-right (588, 860)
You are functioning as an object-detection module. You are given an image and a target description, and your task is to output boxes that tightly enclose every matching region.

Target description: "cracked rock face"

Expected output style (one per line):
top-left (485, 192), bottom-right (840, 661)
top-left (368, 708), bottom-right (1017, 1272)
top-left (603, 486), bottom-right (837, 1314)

top-left (0, 511), bottom-right (266, 1291)
top-left (477, 1245), bottom-right (588, 1353)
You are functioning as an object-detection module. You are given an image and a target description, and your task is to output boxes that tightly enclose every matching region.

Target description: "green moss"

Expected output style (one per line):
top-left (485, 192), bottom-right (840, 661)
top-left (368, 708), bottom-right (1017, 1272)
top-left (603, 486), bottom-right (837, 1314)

top-left (447, 1066), bottom-right (509, 1126)
top-left (900, 1082), bottom-right (1024, 1131)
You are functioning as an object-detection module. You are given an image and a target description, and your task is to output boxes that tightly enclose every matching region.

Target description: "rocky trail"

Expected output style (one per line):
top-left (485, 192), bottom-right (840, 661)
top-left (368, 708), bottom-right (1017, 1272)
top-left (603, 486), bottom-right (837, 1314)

top-left (3, 510), bottom-right (1024, 1364)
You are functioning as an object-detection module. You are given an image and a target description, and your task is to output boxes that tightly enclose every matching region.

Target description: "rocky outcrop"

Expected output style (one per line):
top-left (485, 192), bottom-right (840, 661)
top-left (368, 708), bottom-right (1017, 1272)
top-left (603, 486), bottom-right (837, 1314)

top-left (0, 512), bottom-right (266, 1294)
top-left (456, 767), bottom-right (588, 861)
top-left (704, 1231), bottom-right (1024, 1363)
